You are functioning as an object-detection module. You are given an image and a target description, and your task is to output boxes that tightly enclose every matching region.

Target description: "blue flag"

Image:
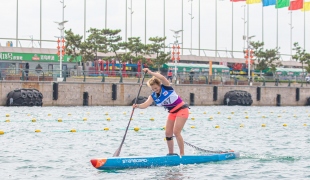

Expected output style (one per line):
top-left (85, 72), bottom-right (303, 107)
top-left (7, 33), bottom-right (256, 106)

top-left (262, 0), bottom-right (276, 6)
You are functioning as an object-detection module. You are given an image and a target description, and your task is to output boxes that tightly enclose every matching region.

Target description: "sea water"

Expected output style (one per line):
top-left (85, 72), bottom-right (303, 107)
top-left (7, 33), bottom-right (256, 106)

top-left (0, 106), bottom-right (309, 179)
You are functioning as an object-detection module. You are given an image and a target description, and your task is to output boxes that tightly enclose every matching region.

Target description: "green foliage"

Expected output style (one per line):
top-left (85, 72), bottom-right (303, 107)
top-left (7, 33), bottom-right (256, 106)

top-left (64, 29), bottom-right (83, 62)
top-left (250, 41), bottom-right (281, 76)
top-left (148, 36), bottom-right (170, 71)
top-left (292, 42), bottom-right (310, 75)
top-left (124, 37), bottom-right (145, 63)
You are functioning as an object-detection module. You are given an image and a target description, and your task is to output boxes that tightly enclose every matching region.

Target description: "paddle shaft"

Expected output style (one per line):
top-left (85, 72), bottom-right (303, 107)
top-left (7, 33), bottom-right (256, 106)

top-left (113, 72), bottom-right (147, 157)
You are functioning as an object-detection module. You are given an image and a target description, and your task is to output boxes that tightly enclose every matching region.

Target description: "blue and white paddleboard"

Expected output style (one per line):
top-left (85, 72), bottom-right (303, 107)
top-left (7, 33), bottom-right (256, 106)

top-left (91, 151), bottom-right (239, 170)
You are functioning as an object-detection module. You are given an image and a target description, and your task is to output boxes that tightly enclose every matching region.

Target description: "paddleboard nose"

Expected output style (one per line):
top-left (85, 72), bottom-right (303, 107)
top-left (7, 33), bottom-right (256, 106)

top-left (90, 159), bottom-right (98, 168)
top-left (90, 158), bottom-right (107, 168)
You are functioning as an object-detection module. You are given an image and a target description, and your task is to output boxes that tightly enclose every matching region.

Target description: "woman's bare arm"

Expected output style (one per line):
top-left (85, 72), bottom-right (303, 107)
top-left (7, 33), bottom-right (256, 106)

top-left (143, 68), bottom-right (171, 86)
top-left (133, 96), bottom-right (154, 109)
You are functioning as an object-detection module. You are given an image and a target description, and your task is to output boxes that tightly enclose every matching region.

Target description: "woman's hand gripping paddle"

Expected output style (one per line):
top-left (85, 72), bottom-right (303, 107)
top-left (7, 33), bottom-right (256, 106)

top-left (113, 71), bottom-right (148, 157)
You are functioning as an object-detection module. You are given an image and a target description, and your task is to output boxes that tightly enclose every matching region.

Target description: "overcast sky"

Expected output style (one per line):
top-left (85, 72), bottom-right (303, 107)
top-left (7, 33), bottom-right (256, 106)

top-left (0, 0), bottom-right (309, 60)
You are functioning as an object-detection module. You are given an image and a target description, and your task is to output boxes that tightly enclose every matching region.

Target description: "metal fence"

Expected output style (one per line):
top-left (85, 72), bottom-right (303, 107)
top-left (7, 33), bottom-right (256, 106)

top-left (0, 68), bottom-right (308, 87)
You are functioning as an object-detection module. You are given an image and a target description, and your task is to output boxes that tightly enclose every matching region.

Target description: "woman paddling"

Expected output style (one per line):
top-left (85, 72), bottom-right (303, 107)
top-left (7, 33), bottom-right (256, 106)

top-left (133, 68), bottom-right (189, 156)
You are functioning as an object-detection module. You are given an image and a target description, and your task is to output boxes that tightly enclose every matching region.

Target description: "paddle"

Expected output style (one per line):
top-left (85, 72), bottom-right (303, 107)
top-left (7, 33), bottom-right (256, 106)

top-left (113, 71), bottom-right (147, 157)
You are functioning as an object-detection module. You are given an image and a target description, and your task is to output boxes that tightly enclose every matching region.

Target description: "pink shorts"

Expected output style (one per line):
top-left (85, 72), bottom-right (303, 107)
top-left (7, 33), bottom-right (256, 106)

top-left (168, 108), bottom-right (189, 120)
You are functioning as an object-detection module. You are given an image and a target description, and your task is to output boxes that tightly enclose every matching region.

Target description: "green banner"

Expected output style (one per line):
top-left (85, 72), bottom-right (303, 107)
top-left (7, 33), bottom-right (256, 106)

top-left (0, 52), bottom-right (81, 63)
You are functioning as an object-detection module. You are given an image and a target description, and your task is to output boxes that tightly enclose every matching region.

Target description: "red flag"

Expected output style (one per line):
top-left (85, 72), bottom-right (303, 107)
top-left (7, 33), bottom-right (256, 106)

top-left (289, 0), bottom-right (303, 10)
top-left (230, 0), bottom-right (246, 1)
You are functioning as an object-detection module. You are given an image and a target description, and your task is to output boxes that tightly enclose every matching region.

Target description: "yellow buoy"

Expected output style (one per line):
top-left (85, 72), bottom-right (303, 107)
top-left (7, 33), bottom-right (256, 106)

top-left (283, 123), bottom-right (287, 127)
top-left (217, 112), bottom-right (221, 114)
top-left (134, 127), bottom-right (140, 131)
top-left (103, 127), bottom-right (109, 131)
top-left (70, 129), bottom-right (77, 132)
top-left (245, 116), bottom-right (249, 119)
top-left (106, 117), bottom-right (111, 121)
top-left (87, 112), bottom-right (90, 114)
top-left (130, 118), bottom-right (133, 120)
top-left (303, 124), bottom-right (307, 126)
top-left (105, 113), bottom-right (108, 115)
top-left (262, 116), bottom-right (266, 118)
top-left (58, 118), bottom-right (62, 122)
top-left (162, 126), bottom-right (166, 130)
top-left (203, 112), bottom-right (207, 114)
top-left (191, 117), bottom-right (195, 120)
top-left (0, 130), bottom-right (4, 135)
top-left (123, 112), bottom-right (126, 115)
top-left (68, 113), bottom-right (71, 116)
top-left (231, 112), bottom-right (234, 114)
top-left (293, 115), bottom-right (297, 117)
top-left (35, 129), bottom-right (41, 133)
top-left (245, 111), bottom-right (248, 114)
top-left (209, 116), bottom-right (213, 119)
top-left (27, 114), bottom-right (31, 116)
top-left (215, 125), bottom-right (220, 128)
top-left (5, 114), bottom-right (9, 117)
top-left (150, 118), bottom-right (155, 121)
top-left (189, 112), bottom-right (192, 114)
top-left (5, 119), bottom-right (10, 122)
top-left (278, 115), bottom-right (281, 118)
top-left (270, 112), bottom-right (273, 113)
top-left (190, 126), bottom-right (195, 128)
top-left (48, 114), bottom-right (51, 116)
top-left (83, 117), bottom-right (87, 121)
top-left (261, 124), bottom-right (266, 127)
top-left (258, 111), bottom-right (261, 114)
top-left (240, 124), bottom-right (244, 128)
top-left (140, 112), bottom-right (144, 114)
top-left (31, 118), bottom-right (36, 122)
top-left (227, 116), bottom-right (231, 119)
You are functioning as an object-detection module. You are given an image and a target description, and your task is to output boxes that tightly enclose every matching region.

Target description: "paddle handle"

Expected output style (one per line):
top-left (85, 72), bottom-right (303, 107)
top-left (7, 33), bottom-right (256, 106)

top-left (113, 71), bottom-right (148, 157)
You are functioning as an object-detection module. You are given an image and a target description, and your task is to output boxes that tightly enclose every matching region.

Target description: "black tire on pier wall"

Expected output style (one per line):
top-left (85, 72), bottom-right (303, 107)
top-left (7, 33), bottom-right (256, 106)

top-left (131, 96), bottom-right (155, 106)
top-left (223, 90), bottom-right (253, 106)
top-left (6, 89), bottom-right (43, 107)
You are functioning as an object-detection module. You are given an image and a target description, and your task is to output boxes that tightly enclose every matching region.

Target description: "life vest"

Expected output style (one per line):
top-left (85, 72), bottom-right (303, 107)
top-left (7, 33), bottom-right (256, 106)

top-left (151, 85), bottom-right (183, 110)
top-left (167, 72), bottom-right (173, 77)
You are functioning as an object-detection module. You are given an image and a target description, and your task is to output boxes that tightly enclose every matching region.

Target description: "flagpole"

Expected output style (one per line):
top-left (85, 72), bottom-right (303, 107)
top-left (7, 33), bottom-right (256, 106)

top-left (199, 0), bottom-right (200, 56)
top-left (304, 9), bottom-right (306, 49)
top-left (242, 5), bottom-right (246, 49)
top-left (232, 1), bottom-right (234, 57)
top-left (105, 0), bottom-right (107, 28)
top-left (290, 10), bottom-right (292, 60)
top-left (164, 0), bottom-right (165, 52)
top-left (247, 4), bottom-right (250, 81)
top-left (215, 0), bottom-right (217, 57)
top-left (262, 5), bottom-right (264, 44)
top-left (145, 0), bottom-right (146, 45)
top-left (276, 9), bottom-right (278, 49)
top-left (182, 0), bottom-right (183, 55)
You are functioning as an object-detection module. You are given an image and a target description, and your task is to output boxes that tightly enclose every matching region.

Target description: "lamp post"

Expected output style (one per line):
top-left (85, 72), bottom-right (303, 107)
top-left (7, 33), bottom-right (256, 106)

top-left (246, 35), bottom-right (255, 83)
top-left (54, 20), bottom-right (68, 81)
top-left (170, 29), bottom-right (183, 81)
top-left (128, 0), bottom-right (134, 38)
top-left (188, 0), bottom-right (194, 55)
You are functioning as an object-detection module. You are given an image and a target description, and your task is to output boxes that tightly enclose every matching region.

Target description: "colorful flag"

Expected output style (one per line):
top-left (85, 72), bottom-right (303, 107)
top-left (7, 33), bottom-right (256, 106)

top-left (230, 0), bottom-right (246, 2)
top-left (262, 0), bottom-right (276, 6)
top-left (276, 0), bottom-right (290, 8)
top-left (301, 1), bottom-right (310, 11)
top-left (289, 0), bottom-right (304, 10)
top-left (246, 0), bottom-right (262, 4)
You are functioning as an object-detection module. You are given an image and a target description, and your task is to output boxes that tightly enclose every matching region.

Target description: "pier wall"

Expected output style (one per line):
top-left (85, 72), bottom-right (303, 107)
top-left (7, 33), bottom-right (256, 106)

top-left (0, 81), bottom-right (309, 106)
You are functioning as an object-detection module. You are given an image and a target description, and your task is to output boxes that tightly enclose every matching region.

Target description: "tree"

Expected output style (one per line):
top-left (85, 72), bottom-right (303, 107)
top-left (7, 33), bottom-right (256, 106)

top-left (148, 36), bottom-right (170, 72)
top-left (251, 41), bottom-right (281, 76)
top-left (292, 42), bottom-right (310, 78)
top-left (125, 37), bottom-right (145, 64)
top-left (64, 29), bottom-right (83, 63)
top-left (304, 53), bottom-right (310, 73)
top-left (84, 28), bottom-right (107, 62)
top-left (101, 29), bottom-right (124, 62)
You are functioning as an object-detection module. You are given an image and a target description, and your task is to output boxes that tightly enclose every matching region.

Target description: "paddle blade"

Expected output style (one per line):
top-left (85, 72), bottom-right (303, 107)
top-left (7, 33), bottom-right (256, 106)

top-left (113, 147), bottom-right (121, 157)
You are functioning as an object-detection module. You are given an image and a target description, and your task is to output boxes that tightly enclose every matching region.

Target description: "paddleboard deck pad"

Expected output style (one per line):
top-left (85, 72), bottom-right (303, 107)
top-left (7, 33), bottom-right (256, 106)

top-left (91, 151), bottom-right (240, 170)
